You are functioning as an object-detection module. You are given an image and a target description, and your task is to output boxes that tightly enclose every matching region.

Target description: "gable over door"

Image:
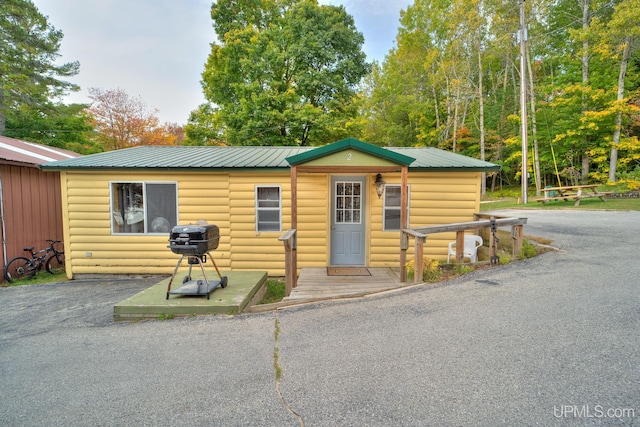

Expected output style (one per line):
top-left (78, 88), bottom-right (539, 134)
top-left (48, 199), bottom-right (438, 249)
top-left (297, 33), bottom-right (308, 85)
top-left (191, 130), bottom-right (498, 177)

top-left (286, 139), bottom-right (416, 269)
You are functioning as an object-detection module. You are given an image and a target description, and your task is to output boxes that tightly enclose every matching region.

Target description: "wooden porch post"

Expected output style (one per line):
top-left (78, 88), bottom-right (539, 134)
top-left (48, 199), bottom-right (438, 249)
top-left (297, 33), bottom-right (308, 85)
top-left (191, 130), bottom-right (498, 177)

top-left (489, 217), bottom-right (497, 262)
top-left (414, 235), bottom-right (426, 283)
top-left (399, 165), bottom-right (409, 282)
top-left (290, 166), bottom-right (298, 291)
top-left (511, 224), bottom-right (523, 259)
top-left (455, 230), bottom-right (465, 264)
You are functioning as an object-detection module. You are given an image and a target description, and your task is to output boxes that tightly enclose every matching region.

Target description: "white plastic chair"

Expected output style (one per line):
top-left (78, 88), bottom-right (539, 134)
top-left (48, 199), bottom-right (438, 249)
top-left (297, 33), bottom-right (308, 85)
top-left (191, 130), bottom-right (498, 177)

top-left (447, 235), bottom-right (483, 263)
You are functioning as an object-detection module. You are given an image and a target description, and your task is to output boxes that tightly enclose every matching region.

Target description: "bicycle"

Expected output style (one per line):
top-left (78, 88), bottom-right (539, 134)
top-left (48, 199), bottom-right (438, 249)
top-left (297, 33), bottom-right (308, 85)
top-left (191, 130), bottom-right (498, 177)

top-left (3, 240), bottom-right (65, 284)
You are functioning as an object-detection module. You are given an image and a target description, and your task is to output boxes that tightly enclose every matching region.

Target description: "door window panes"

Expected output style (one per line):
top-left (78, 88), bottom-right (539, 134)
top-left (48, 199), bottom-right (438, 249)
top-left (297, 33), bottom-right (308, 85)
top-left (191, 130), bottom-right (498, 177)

top-left (335, 182), bottom-right (362, 224)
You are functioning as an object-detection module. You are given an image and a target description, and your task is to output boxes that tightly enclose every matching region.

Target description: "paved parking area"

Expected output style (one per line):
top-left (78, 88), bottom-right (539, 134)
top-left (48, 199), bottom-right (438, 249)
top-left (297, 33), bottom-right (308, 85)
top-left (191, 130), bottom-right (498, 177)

top-left (1, 210), bottom-right (638, 426)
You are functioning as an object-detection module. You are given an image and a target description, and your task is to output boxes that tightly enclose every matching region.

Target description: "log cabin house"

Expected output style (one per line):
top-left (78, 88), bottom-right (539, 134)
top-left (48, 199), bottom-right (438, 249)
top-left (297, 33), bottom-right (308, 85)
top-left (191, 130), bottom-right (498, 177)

top-left (41, 138), bottom-right (499, 279)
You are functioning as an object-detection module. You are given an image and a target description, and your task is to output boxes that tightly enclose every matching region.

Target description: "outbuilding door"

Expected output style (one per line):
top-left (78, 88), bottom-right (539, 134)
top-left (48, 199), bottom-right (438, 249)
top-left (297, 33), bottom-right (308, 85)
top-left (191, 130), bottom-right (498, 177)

top-left (330, 176), bottom-right (366, 265)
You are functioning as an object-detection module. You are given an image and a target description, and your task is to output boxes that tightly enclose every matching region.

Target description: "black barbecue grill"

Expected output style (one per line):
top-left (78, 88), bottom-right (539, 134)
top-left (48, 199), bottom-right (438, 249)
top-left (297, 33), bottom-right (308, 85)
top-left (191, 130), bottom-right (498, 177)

top-left (166, 223), bottom-right (228, 299)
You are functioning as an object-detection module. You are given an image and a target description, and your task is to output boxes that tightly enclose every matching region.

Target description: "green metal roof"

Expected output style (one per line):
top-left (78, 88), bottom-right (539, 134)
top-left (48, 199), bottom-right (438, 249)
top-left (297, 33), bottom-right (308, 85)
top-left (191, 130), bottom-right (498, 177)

top-left (285, 138), bottom-right (415, 166)
top-left (392, 147), bottom-right (501, 171)
top-left (41, 141), bottom-right (500, 172)
top-left (40, 145), bottom-right (311, 171)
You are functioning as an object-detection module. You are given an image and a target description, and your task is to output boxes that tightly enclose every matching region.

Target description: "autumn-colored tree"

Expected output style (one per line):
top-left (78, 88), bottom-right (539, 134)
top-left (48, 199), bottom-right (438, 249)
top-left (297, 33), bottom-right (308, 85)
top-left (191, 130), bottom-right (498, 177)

top-left (362, 0), bottom-right (640, 190)
top-left (162, 122), bottom-right (186, 146)
top-left (87, 88), bottom-right (178, 150)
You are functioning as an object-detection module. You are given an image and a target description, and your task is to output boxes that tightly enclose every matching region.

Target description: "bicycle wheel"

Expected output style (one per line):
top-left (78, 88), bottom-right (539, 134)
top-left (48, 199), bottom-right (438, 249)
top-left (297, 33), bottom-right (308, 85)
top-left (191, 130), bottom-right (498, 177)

top-left (45, 252), bottom-right (65, 275)
top-left (4, 257), bottom-right (36, 283)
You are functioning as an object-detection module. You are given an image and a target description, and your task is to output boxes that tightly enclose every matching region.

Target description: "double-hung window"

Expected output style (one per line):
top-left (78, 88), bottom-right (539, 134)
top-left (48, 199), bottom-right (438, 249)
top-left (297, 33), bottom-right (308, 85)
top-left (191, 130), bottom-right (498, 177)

top-left (383, 185), bottom-right (410, 231)
top-left (256, 186), bottom-right (282, 232)
top-left (111, 182), bottom-right (177, 234)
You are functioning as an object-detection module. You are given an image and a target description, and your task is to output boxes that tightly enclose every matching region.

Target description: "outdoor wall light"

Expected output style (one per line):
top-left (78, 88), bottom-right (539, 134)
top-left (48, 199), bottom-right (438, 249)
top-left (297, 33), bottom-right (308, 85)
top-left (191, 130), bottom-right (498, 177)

top-left (375, 173), bottom-right (386, 199)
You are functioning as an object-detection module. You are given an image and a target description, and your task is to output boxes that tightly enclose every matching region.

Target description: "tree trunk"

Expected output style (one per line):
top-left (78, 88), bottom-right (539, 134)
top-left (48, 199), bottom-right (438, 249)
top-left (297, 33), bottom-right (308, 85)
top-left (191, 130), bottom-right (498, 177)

top-left (609, 38), bottom-right (631, 182)
top-left (444, 73), bottom-right (452, 143)
top-left (432, 84), bottom-right (440, 130)
top-left (452, 85), bottom-right (460, 153)
top-left (478, 49), bottom-right (486, 196)
top-left (511, 59), bottom-right (519, 115)
top-left (300, 124), bottom-right (311, 146)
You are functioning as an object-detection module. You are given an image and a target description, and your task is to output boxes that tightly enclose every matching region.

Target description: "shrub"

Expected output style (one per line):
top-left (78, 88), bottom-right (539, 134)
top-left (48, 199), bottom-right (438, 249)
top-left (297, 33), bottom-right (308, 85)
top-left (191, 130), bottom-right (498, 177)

top-left (518, 240), bottom-right (537, 260)
top-left (498, 253), bottom-right (512, 264)
top-left (405, 257), bottom-right (442, 282)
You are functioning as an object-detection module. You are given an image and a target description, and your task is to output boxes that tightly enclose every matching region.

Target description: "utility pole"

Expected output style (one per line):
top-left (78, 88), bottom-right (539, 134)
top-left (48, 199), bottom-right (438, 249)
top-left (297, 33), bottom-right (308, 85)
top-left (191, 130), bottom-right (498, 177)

top-left (519, 0), bottom-right (528, 204)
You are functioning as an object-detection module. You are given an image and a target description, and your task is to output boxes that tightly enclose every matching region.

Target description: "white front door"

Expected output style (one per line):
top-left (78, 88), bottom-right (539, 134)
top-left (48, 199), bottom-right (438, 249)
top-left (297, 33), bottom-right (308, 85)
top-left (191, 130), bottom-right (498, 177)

top-left (330, 176), bottom-right (366, 265)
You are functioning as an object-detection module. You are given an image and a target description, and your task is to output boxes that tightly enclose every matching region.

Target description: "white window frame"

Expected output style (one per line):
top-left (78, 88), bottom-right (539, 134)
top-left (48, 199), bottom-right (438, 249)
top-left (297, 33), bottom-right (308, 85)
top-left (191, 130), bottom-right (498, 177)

top-left (255, 185), bottom-right (282, 232)
top-left (383, 184), bottom-right (410, 231)
top-left (110, 181), bottom-right (178, 235)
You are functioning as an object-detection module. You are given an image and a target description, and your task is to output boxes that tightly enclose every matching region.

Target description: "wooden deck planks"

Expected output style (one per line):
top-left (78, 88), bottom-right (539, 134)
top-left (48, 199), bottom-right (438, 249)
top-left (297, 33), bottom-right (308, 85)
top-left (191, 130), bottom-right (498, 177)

top-left (284, 267), bottom-right (405, 301)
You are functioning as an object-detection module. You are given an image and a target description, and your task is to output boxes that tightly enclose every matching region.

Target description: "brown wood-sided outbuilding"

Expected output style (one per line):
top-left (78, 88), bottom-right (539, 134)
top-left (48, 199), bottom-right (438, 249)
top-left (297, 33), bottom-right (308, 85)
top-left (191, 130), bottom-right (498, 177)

top-left (0, 136), bottom-right (81, 279)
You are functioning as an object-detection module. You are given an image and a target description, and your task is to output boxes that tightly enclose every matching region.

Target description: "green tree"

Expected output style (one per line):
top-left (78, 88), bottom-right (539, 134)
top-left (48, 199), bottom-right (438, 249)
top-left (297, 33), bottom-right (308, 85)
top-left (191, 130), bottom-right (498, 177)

top-left (200, 0), bottom-right (370, 146)
top-left (365, 0), bottom-right (640, 190)
top-left (184, 103), bottom-right (226, 146)
top-left (602, 0), bottom-right (640, 181)
top-left (5, 103), bottom-right (97, 153)
top-left (0, 0), bottom-right (79, 136)
top-left (532, 0), bottom-right (640, 186)
top-left (363, 0), bottom-right (450, 148)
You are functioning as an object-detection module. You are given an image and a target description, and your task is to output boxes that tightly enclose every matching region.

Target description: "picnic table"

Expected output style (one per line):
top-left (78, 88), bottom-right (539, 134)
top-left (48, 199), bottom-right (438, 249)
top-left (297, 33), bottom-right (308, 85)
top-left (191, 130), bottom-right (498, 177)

top-left (535, 184), bottom-right (612, 206)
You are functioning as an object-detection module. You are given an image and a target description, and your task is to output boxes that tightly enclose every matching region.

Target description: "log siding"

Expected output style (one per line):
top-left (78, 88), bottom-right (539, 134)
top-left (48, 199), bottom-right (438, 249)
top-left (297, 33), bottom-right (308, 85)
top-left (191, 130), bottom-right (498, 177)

top-left (60, 169), bottom-right (481, 278)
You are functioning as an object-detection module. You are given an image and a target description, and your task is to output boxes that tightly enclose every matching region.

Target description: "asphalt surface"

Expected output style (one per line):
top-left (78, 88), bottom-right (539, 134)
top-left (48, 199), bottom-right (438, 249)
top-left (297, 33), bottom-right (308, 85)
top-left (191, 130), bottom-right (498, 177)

top-left (1, 209), bottom-right (638, 426)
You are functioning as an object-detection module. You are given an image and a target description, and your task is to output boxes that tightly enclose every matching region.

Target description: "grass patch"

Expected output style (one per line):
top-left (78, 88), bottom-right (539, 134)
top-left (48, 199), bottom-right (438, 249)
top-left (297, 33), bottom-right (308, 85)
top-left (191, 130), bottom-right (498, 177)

top-left (274, 317), bottom-right (282, 380)
top-left (406, 259), bottom-right (482, 284)
top-left (481, 189), bottom-right (640, 211)
top-left (259, 278), bottom-right (286, 304)
top-left (1, 270), bottom-right (68, 287)
top-left (157, 313), bottom-right (175, 320)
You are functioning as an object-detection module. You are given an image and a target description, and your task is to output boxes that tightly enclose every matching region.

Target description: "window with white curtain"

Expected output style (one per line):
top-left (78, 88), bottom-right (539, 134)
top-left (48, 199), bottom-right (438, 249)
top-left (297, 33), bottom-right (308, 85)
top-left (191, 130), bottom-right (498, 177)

top-left (111, 182), bottom-right (177, 234)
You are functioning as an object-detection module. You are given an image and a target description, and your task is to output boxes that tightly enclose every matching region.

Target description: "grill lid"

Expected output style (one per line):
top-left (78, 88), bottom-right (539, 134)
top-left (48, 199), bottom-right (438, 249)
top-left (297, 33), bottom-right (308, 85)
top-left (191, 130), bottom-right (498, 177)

top-left (168, 223), bottom-right (220, 255)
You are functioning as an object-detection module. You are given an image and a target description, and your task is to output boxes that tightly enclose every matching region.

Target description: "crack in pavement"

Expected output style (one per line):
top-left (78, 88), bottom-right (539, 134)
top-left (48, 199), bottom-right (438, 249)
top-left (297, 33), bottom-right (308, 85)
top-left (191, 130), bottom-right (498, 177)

top-left (274, 310), bottom-right (304, 427)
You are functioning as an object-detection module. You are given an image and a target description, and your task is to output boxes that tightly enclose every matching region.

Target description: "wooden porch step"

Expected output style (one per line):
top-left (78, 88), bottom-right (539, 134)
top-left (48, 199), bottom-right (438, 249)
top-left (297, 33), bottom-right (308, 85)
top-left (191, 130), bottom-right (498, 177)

top-left (284, 267), bottom-right (405, 301)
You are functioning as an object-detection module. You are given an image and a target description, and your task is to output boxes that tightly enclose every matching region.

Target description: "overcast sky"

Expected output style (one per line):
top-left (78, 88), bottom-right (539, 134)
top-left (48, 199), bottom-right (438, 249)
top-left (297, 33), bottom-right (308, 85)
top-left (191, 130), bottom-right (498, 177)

top-left (31, 0), bottom-right (412, 125)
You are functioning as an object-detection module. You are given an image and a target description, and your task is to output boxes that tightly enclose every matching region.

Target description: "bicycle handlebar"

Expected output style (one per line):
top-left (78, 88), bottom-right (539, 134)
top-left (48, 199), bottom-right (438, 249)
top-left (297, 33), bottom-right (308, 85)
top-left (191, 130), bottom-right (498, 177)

top-left (23, 240), bottom-right (63, 255)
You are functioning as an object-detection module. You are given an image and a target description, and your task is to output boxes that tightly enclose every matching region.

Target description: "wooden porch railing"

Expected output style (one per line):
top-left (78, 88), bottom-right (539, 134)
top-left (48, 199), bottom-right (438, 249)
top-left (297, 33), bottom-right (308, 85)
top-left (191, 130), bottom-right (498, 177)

top-left (279, 214), bottom-right (527, 294)
top-left (401, 214), bottom-right (528, 283)
top-left (278, 229), bottom-right (297, 296)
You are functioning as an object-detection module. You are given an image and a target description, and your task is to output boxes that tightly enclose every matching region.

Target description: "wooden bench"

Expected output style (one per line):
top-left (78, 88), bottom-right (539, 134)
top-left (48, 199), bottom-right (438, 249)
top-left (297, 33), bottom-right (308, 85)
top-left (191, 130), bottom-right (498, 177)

top-left (535, 185), bottom-right (612, 206)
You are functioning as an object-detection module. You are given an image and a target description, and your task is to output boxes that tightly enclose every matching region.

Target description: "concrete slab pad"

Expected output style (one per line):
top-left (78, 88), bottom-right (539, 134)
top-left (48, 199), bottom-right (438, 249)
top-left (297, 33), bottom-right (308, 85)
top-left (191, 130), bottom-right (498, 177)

top-left (113, 270), bottom-right (267, 321)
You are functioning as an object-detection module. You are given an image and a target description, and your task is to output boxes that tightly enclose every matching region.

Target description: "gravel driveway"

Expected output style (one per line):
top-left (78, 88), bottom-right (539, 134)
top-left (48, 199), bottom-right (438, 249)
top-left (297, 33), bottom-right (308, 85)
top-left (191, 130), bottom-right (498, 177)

top-left (1, 209), bottom-right (638, 426)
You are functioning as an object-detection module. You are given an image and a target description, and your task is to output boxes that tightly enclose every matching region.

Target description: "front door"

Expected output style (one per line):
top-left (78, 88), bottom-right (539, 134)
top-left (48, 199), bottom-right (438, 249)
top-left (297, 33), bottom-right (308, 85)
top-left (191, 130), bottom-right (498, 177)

top-left (330, 176), bottom-right (366, 265)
